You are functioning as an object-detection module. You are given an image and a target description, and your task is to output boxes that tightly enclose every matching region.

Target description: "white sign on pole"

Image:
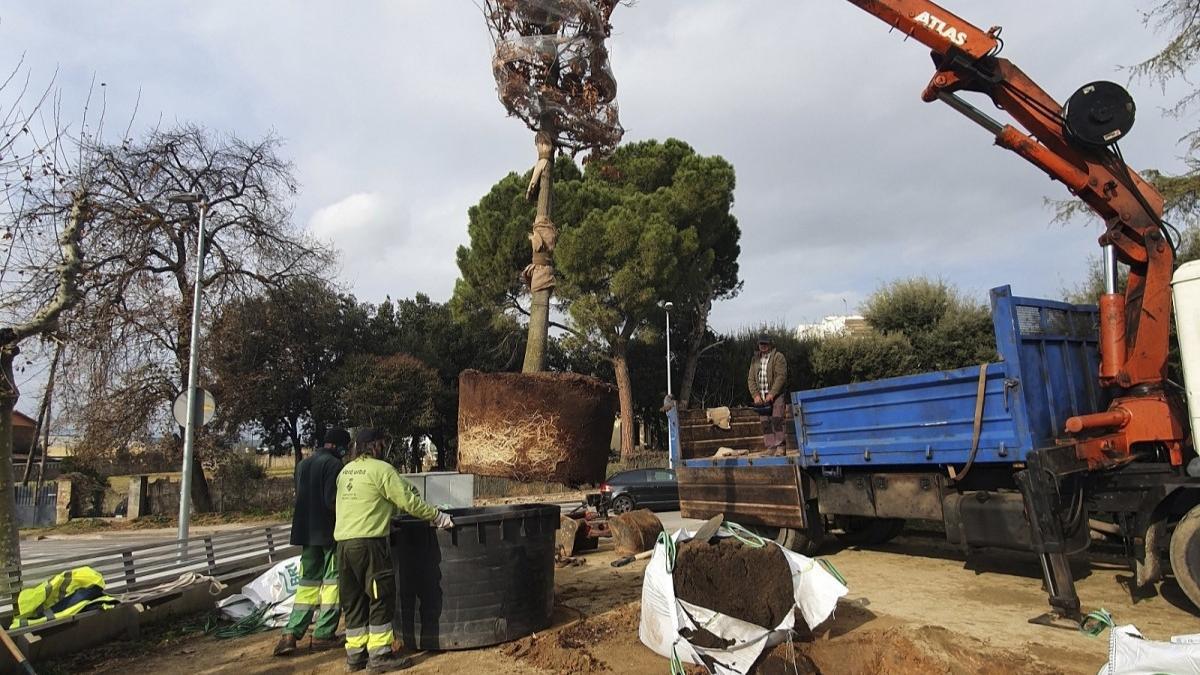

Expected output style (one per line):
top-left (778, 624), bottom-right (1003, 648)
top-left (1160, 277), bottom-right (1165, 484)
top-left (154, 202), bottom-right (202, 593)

top-left (173, 389), bottom-right (216, 427)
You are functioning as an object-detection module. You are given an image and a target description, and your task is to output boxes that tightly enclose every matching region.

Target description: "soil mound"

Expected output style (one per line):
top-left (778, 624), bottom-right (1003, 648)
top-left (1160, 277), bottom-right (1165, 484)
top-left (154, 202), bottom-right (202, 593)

top-left (457, 370), bottom-right (617, 484)
top-left (751, 623), bottom-right (1071, 675)
top-left (673, 538), bottom-right (795, 634)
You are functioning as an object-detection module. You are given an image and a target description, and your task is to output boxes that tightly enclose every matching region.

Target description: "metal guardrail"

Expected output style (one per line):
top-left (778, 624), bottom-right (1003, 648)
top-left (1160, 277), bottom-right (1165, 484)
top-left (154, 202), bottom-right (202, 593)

top-left (1, 523), bottom-right (296, 616)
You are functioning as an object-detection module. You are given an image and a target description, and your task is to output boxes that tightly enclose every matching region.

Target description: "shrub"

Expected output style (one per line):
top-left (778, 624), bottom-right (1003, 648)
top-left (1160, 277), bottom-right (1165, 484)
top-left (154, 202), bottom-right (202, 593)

top-left (811, 332), bottom-right (918, 387)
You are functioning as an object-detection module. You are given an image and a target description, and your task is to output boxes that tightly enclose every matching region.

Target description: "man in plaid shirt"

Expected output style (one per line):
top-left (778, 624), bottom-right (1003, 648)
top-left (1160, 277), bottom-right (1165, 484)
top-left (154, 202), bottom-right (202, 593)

top-left (746, 334), bottom-right (788, 456)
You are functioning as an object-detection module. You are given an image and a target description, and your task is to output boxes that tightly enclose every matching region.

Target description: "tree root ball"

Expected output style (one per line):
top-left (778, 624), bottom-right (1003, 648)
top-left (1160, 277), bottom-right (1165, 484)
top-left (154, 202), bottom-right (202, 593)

top-left (609, 509), bottom-right (663, 556)
top-left (457, 370), bottom-right (617, 485)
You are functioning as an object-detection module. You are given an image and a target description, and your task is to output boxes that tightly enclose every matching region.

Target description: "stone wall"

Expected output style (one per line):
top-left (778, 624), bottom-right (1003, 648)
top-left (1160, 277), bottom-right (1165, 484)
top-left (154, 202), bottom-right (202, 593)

top-left (132, 475), bottom-right (294, 518)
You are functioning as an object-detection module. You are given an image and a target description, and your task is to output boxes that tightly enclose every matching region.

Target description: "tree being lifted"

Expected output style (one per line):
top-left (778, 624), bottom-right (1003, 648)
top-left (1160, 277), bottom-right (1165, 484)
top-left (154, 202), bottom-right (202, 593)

top-left (456, 0), bottom-right (626, 483)
top-left (483, 0), bottom-right (625, 372)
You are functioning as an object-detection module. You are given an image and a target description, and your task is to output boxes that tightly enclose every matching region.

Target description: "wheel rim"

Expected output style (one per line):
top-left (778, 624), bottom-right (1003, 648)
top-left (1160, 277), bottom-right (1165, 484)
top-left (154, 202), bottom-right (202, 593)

top-left (612, 497), bottom-right (633, 514)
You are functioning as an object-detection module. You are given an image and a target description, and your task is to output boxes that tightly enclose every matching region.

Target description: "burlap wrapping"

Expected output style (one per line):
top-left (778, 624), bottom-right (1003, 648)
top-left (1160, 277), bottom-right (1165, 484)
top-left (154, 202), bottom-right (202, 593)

top-left (522, 214), bottom-right (558, 292)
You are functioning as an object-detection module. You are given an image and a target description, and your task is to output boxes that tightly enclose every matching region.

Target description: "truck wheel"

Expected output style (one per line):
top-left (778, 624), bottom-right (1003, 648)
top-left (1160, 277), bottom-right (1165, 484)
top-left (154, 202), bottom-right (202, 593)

top-left (1170, 505), bottom-right (1200, 610)
top-left (838, 517), bottom-right (905, 546)
top-left (748, 524), bottom-right (823, 556)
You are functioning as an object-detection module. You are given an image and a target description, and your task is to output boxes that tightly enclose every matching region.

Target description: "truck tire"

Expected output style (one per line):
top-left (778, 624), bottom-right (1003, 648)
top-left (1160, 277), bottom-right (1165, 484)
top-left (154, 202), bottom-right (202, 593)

top-left (748, 524), bottom-right (823, 556)
top-left (838, 517), bottom-right (905, 546)
top-left (1170, 505), bottom-right (1200, 610)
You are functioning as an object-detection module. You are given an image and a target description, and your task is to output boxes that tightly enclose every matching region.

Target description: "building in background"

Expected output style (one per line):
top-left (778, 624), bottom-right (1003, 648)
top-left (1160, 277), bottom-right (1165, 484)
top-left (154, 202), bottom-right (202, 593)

top-left (795, 315), bottom-right (870, 340)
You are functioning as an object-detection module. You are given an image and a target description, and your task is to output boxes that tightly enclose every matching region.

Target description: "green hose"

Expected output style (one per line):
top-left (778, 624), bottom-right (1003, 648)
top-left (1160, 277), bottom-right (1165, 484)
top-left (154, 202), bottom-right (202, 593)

top-left (209, 603), bottom-right (277, 639)
top-left (722, 521), bottom-right (766, 548)
top-left (659, 531), bottom-right (678, 574)
top-left (1080, 608), bottom-right (1113, 637)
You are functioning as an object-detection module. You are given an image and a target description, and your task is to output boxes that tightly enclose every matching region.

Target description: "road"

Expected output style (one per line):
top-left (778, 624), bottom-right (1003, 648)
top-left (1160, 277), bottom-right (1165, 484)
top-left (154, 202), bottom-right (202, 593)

top-left (19, 520), bottom-right (284, 565)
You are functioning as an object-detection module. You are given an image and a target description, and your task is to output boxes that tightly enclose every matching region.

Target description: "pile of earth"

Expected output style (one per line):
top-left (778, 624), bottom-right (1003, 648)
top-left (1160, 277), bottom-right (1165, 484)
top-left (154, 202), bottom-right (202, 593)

top-left (752, 624), bottom-right (1071, 675)
top-left (672, 537), bottom-right (795, 648)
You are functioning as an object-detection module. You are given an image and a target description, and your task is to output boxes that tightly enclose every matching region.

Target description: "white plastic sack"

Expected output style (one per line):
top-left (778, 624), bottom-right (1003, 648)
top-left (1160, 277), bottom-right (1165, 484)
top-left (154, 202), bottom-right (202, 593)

top-left (217, 555), bottom-right (301, 627)
top-left (639, 529), bottom-right (848, 675)
top-left (1097, 624), bottom-right (1200, 675)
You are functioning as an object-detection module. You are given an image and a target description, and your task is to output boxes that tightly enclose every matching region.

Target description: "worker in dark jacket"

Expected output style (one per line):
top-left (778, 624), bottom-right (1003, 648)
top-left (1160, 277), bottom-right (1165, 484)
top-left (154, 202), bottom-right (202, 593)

top-left (274, 428), bottom-right (350, 657)
top-left (337, 428), bottom-right (453, 672)
top-left (747, 334), bottom-right (789, 456)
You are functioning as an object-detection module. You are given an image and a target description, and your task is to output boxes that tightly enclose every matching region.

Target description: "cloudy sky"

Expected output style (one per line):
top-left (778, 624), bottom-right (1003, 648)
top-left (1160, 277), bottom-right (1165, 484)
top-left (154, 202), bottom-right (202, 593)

top-left (0, 1), bottom-right (1188, 336)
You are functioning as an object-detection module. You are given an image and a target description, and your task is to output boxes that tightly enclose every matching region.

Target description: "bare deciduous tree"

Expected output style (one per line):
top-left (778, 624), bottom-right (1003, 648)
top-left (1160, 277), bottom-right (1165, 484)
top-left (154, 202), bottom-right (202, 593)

top-left (49, 125), bottom-right (333, 513)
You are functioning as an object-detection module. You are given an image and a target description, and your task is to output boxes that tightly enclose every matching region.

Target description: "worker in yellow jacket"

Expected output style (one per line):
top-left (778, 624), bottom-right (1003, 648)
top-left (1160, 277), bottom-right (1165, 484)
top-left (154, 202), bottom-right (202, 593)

top-left (336, 428), bottom-right (454, 673)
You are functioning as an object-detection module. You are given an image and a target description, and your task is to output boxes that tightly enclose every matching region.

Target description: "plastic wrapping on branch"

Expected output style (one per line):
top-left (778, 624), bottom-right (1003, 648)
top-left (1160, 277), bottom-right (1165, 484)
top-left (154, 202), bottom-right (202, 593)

top-left (485, 0), bottom-right (625, 159)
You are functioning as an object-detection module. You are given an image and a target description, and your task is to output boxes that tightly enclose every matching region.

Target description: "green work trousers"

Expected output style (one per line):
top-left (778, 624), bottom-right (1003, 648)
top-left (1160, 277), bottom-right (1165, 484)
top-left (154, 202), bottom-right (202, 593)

top-left (337, 537), bottom-right (396, 662)
top-left (283, 544), bottom-right (340, 639)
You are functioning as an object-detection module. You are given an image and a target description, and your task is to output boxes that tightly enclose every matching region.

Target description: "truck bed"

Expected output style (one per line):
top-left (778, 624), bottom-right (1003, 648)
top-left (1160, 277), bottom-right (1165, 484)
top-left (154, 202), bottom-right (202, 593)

top-left (671, 287), bottom-right (1104, 471)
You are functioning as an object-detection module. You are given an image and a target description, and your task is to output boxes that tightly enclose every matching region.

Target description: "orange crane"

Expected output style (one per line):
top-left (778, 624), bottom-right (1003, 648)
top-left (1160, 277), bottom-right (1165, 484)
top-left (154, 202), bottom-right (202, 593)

top-left (844, 0), bottom-right (1191, 623)
top-left (672, 0), bottom-right (1200, 627)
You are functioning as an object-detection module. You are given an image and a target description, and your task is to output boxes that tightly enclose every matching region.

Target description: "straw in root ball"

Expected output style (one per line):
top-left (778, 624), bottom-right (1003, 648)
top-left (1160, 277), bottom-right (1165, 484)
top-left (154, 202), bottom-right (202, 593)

top-left (458, 412), bottom-right (568, 481)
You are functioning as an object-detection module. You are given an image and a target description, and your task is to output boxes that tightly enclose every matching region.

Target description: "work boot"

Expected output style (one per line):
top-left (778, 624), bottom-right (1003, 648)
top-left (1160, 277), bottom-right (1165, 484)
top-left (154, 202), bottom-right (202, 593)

top-left (272, 634), bottom-right (297, 657)
top-left (311, 634), bottom-right (345, 652)
top-left (366, 652), bottom-right (413, 672)
top-left (345, 654), bottom-right (368, 673)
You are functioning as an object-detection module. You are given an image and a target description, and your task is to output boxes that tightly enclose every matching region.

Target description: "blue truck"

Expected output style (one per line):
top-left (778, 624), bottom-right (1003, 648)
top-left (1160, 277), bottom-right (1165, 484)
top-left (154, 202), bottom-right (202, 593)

top-left (668, 286), bottom-right (1200, 622)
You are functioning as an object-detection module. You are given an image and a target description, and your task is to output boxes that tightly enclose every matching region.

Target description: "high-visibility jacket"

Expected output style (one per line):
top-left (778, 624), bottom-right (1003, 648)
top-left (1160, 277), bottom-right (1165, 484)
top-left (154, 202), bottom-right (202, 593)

top-left (10, 566), bottom-right (118, 628)
top-left (334, 456), bottom-right (439, 541)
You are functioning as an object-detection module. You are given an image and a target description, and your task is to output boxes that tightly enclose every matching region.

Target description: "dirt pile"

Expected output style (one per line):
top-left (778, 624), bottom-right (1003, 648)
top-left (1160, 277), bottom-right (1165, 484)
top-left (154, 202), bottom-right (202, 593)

top-left (500, 603), bottom-right (636, 674)
top-left (752, 624), bottom-right (1072, 675)
top-left (457, 370), bottom-right (617, 484)
top-left (673, 537), bottom-right (795, 644)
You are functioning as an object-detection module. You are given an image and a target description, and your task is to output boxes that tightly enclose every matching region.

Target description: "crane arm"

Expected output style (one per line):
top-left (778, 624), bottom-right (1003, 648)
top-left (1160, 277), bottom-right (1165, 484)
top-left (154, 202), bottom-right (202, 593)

top-left (846, 0), bottom-right (1185, 468)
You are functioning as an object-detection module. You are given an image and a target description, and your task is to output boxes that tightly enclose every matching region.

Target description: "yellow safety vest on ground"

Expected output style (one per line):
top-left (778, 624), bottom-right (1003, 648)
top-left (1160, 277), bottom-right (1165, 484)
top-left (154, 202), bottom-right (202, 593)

top-left (10, 566), bottom-right (119, 628)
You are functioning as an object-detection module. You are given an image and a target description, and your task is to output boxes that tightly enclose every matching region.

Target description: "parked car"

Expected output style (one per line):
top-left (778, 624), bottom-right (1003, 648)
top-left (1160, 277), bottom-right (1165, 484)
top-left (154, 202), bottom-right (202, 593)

top-left (600, 468), bottom-right (679, 514)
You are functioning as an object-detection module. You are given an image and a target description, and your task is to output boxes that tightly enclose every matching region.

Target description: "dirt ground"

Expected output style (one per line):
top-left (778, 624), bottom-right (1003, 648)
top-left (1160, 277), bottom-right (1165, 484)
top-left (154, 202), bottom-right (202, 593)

top-left (46, 530), bottom-right (1199, 675)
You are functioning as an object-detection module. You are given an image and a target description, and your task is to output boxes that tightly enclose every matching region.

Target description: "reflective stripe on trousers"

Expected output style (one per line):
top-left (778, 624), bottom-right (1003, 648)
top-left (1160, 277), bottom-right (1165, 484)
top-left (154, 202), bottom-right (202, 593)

top-left (345, 626), bottom-right (369, 656)
top-left (367, 623), bottom-right (394, 657)
top-left (318, 582), bottom-right (339, 610)
top-left (293, 579), bottom-right (320, 610)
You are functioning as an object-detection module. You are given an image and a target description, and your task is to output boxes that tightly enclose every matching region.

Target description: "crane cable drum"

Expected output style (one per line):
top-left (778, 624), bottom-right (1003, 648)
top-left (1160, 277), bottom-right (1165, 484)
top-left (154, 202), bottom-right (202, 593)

top-left (1061, 80), bottom-right (1179, 255)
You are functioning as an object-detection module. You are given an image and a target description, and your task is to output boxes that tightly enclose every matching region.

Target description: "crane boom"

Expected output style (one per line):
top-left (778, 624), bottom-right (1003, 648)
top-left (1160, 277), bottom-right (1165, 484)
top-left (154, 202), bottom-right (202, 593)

top-left (846, 0), bottom-right (1186, 470)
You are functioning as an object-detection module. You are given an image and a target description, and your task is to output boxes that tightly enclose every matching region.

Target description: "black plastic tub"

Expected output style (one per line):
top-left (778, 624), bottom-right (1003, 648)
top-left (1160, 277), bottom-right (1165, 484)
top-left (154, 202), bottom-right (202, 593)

top-left (390, 503), bottom-right (559, 650)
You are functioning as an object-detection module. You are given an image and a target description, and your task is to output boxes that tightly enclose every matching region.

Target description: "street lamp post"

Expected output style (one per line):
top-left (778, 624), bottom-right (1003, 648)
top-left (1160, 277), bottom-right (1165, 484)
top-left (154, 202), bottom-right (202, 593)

top-left (170, 192), bottom-right (208, 552)
top-left (664, 302), bottom-right (674, 398)
top-left (663, 302), bottom-right (674, 470)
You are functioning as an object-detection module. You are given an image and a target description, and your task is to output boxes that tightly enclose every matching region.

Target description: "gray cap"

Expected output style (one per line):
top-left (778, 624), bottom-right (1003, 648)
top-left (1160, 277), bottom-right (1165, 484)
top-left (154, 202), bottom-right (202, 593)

top-left (757, 333), bottom-right (773, 344)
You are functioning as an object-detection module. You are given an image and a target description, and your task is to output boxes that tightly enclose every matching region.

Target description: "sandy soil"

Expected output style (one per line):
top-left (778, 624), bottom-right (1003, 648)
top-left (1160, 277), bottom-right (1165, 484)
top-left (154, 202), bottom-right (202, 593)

top-left (48, 531), bottom-right (1199, 675)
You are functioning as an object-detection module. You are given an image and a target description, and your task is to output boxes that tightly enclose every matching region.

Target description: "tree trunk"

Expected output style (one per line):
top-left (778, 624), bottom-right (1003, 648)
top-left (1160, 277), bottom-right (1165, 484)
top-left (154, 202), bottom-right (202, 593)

top-left (24, 342), bottom-right (62, 485)
top-left (288, 417), bottom-right (303, 467)
top-left (431, 431), bottom-right (447, 471)
top-left (612, 345), bottom-right (636, 462)
top-left (678, 297), bottom-right (711, 411)
top-left (0, 346), bottom-right (23, 580)
top-left (522, 132), bottom-right (556, 373)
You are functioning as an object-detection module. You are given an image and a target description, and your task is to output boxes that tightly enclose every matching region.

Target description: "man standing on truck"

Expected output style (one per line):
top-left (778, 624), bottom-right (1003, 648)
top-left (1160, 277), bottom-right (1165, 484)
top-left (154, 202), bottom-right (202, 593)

top-left (274, 427), bottom-right (350, 657)
top-left (748, 334), bottom-right (788, 456)
top-left (336, 428), bottom-right (454, 672)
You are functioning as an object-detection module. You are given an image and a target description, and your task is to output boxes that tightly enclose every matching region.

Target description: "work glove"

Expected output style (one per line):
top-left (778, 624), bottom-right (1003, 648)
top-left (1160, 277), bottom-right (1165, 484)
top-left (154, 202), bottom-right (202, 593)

top-left (432, 511), bottom-right (455, 530)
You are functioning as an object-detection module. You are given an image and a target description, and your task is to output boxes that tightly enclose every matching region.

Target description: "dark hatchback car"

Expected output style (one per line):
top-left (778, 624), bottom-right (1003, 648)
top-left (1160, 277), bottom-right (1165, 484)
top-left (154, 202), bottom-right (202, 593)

top-left (600, 468), bottom-right (679, 514)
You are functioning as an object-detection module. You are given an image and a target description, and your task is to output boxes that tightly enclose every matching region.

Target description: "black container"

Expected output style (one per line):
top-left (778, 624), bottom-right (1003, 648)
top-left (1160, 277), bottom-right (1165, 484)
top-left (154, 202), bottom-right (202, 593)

top-left (390, 504), bottom-right (559, 650)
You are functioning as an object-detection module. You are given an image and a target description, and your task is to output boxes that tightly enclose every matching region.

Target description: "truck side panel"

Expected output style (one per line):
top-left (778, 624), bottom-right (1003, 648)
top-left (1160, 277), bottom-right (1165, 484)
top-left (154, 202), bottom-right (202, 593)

top-left (791, 286), bottom-right (1102, 468)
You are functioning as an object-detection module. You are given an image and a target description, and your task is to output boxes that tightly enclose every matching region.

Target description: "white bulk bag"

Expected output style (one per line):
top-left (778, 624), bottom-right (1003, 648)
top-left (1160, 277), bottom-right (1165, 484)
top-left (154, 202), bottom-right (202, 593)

top-left (639, 529), bottom-right (848, 675)
top-left (217, 555), bottom-right (302, 627)
top-left (1097, 624), bottom-right (1200, 675)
